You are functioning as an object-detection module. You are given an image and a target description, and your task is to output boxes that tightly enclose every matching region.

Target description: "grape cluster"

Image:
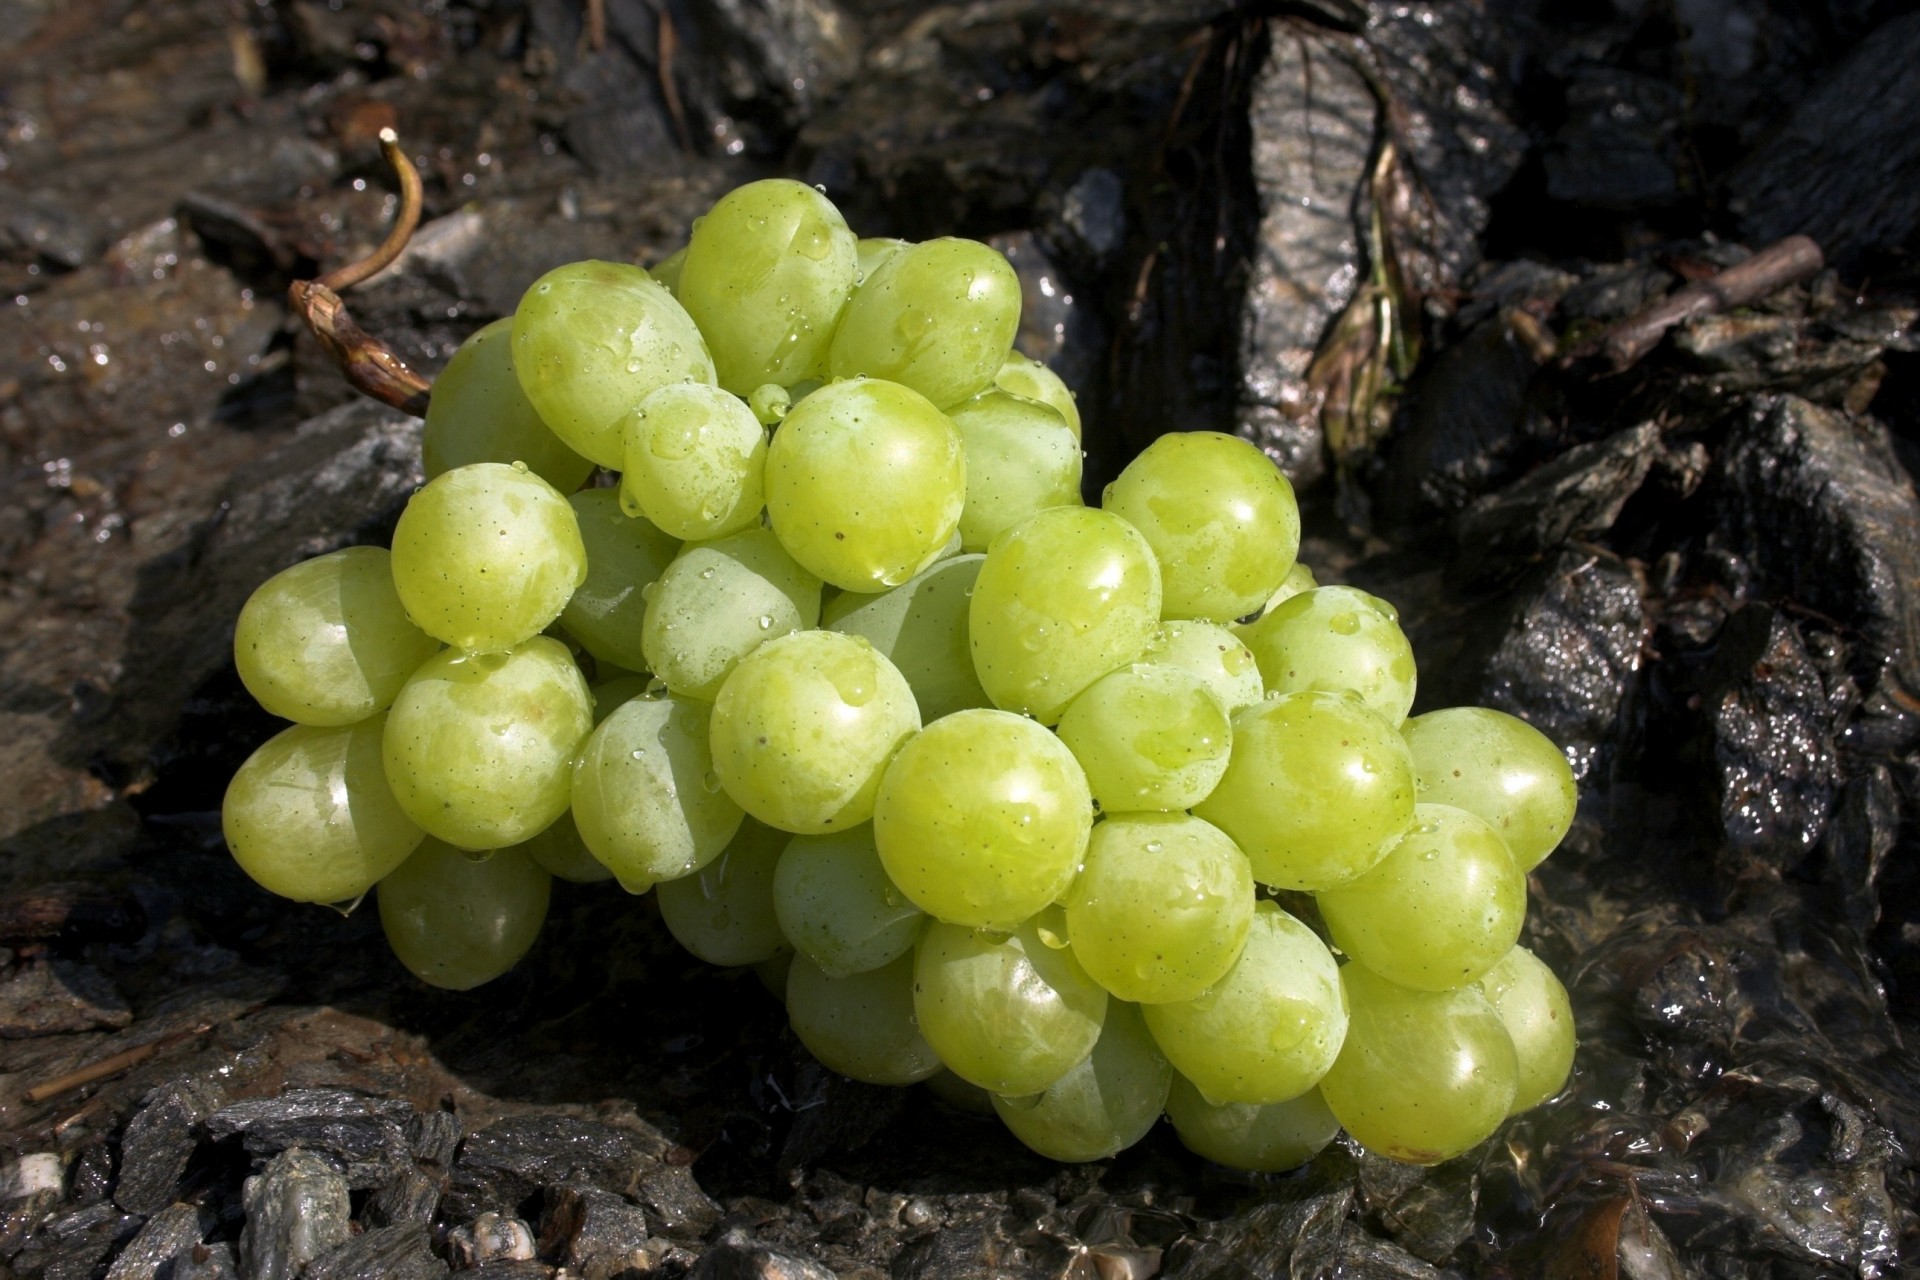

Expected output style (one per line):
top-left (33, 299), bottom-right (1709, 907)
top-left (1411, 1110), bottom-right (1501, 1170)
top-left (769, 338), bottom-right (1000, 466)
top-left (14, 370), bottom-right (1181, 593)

top-left (222, 178), bottom-right (1580, 1171)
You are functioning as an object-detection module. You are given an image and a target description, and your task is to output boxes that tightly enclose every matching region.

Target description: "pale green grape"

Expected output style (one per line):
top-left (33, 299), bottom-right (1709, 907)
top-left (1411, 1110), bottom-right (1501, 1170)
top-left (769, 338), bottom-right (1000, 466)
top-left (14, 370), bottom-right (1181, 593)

top-left (222, 714), bottom-right (423, 904)
top-left (992, 1002), bottom-right (1170, 1162)
top-left (234, 546), bottom-right (440, 726)
top-left (764, 378), bottom-right (966, 593)
top-left (1164, 1077), bottom-right (1339, 1173)
top-left (755, 949), bottom-right (793, 999)
top-left (1476, 945), bottom-right (1576, 1113)
top-left (709, 630), bottom-right (921, 834)
top-left (641, 526), bottom-right (822, 701)
top-left (854, 236), bottom-right (908, 284)
top-left (824, 553), bottom-right (989, 721)
top-left (1239, 585), bottom-right (1418, 725)
top-left (1141, 901), bottom-right (1347, 1105)
top-left (1101, 431), bottom-right (1299, 622)
top-left (772, 825), bottom-right (924, 977)
top-left (1192, 691), bottom-right (1415, 891)
top-left (947, 389), bottom-right (1082, 551)
top-left (914, 915), bottom-right (1108, 1095)
top-left (1138, 620), bottom-right (1264, 715)
top-left (924, 1068), bottom-right (997, 1115)
top-left (620, 382), bottom-right (767, 541)
top-left (521, 810), bottom-right (612, 884)
top-left (873, 709), bottom-right (1092, 929)
top-left (382, 638), bottom-right (593, 851)
top-left (1318, 964), bottom-right (1518, 1165)
top-left (651, 246), bottom-right (686, 296)
top-left (562, 490), bottom-right (680, 673)
top-left (1054, 665), bottom-right (1231, 812)
top-left (591, 675), bottom-right (651, 724)
top-left (993, 354), bottom-right (1080, 441)
top-left (677, 179), bottom-right (857, 393)
top-left (787, 951), bottom-right (942, 1085)
top-left (1235, 562), bottom-right (1318, 629)
top-left (968, 507), bottom-right (1162, 725)
top-left (829, 238), bottom-right (1021, 407)
top-left (512, 260), bottom-right (715, 468)
top-left (377, 840), bottom-right (550, 990)
top-left (1402, 707), bottom-right (1577, 871)
top-left (748, 383), bottom-right (791, 426)
top-left (423, 317), bottom-right (594, 493)
top-left (1316, 803), bottom-right (1526, 991)
top-left (1064, 813), bottom-right (1252, 1004)
top-left (389, 463), bottom-right (587, 653)
top-left (570, 692), bottom-right (744, 892)
top-left (656, 817), bottom-right (788, 966)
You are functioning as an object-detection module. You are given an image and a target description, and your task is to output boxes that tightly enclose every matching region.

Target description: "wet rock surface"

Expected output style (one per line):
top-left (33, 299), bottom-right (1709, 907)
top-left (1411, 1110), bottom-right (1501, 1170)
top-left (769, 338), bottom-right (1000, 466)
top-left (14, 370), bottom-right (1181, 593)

top-left (1, 1), bottom-right (1918, 1279)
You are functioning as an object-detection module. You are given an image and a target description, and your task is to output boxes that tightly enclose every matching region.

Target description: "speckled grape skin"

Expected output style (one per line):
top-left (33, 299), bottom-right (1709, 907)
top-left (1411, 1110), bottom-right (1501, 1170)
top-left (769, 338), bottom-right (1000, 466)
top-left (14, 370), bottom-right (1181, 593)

top-left (992, 1001), bottom-right (1171, 1162)
top-left (708, 630), bottom-right (921, 834)
top-left (511, 260), bottom-right (715, 468)
top-left (1054, 665), bottom-right (1232, 813)
top-left (1317, 803), bottom-right (1527, 991)
top-left (642, 526), bottom-right (821, 701)
top-left (1101, 431), bottom-right (1300, 622)
top-left (655, 817), bottom-right (788, 967)
top-left (1192, 690), bottom-right (1415, 891)
top-left (381, 637), bottom-right (593, 851)
top-left (388, 462), bottom-right (587, 653)
top-left (787, 951), bottom-right (943, 1085)
top-left (1164, 1078), bottom-right (1340, 1173)
top-left (828, 237), bottom-right (1022, 408)
top-left (222, 714), bottom-right (423, 904)
top-left (377, 840), bottom-right (551, 991)
top-left (946, 388), bottom-right (1082, 551)
top-left (873, 709), bottom-right (1093, 930)
top-left (772, 825), bottom-right (925, 978)
top-left (1402, 706), bottom-right (1578, 870)
top-left (968, 507), bottom-right (1163, 725)
top-left (619, 382), bottom-right (767, 541)
top-left (234, 546), bottom-right (440, 726)
top-left (764, 378), bottom-right (966, 593)
top-left (561, 490), bottom-right (680, 674)
top-left (824, 553), bottom-right (991, 722)
top-left (1318, 964), bottom-right (1518, 1165)
top-left (423, 317), bottom-right (594, 493)
top-left (1239, 584), bottom-right (1419, 725)
top-left (1137, 619), bottom-right (1265, 715)
top-left (1477, 945), bottom-right (1576, 1113)
top-left (993, 353), bottom-right (1081, 440)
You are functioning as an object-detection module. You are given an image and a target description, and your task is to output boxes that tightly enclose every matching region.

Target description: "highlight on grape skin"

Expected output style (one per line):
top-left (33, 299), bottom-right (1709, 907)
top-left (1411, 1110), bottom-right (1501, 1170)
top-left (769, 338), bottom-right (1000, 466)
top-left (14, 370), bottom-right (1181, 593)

top-left (218, 174), bottom-right (1582, 1172)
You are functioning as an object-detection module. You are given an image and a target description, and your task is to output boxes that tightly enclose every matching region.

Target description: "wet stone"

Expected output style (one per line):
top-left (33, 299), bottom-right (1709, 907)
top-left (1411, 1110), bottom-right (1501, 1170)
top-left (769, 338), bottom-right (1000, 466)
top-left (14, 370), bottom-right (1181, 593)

top-left (888, 1217), bottom-right (1037, 1280)
top-left (116, 1077), bottom-right (229, 1215)
top-left (104, 1203), bottom-right (206, 1280)
top-left (304, 1224), bottom-right (447, 1280)
top-left (1355, 1151), bottom-right (1479, 1265)
top-left (539, 1184), bottom-right (650, 1270)
top-left (637, 1164), bottom-right (723, 1242)
top-left (0, 957), bottom-right (132, 1037)
top-left (206, 1089), bottom-right (414, 1189)
top-left (447, 1115), bottom-right (655, 1221)
top-left (363, 1168), bottom-right (444, 1229)
top-left (238, 1148), bottom-right (352, 1280)
top-left (688, 1240), bottom-right (836, 1280)
top-left (1159, 1156), bottom-right (1357, 1279)
top-left (408, 1109), bottom-right (462, 1167)
top-left (447, 1212), bottom-right (537, 1268)
top-left (1542, 68), bottom-right (1685, 211)
top-left (173, 1241), bottom-right (240, 1280)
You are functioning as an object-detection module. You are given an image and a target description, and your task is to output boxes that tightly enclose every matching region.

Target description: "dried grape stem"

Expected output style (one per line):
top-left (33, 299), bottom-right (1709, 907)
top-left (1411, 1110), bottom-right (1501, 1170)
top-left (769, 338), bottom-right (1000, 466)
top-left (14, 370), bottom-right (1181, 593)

top-left (287, 126), bottom-right (432, 417)
top-left (1602, 235), bottom-right (1825, 371)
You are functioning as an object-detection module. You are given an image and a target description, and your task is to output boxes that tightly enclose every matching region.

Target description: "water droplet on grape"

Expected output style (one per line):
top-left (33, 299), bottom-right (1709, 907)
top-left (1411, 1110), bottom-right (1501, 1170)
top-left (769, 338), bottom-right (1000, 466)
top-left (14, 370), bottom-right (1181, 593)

top-left (1144, 841), bottom-right (1163, 854)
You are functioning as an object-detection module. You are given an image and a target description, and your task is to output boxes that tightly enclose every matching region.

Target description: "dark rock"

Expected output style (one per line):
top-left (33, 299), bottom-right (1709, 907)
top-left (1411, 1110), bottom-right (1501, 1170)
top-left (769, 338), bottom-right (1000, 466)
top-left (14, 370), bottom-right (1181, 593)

top-left (1159, 1155), bottom-right (1357, 1278)
top-left (364, 1169), bottom-right (444, 1229)
top-left (1355, 1153), bottom-right (1478, 1264)
top-left (173, 1241), bottom-right (240, 1280)
top-left (0, 956), bottom-right (133, 1037)
top-left (304, 1224), bottom-right (448, 1280)
top-left (463, 1263), bottom-right (552, 1280)
top-left (889, 1216), bottom-right (1039, 1280)
top-left (447, 1116), bottom-right (656, 1221)
top-left (205, 1089), bottom-right (414, 1189)
top-left (1542, 68), bottom-right (1685, 211)
top-left (690, 1240), bottom-right (836, 1280)
top-left (680, 0), bottom-right (864, 141)
top-left (637, 1164), bottom-right (723, 1242)
top-left (116, 1078), bottom-right (229, 1215)
top-left (238, 1149), bottom-right (352, 1280)
top-left (408, 1110), bottom-right (462, 1167)
top-left (0, 883), bottom-right (147, 946)
top-left (988, 231), bottom-right (1101, 405)
top-left (104, 1203), bottom-right (205, 1280)
top-left (13, 1203), bottom-right (144, 1280)
top-left (1821, 766), bottom-right (1901, 936)
top-left (447, 1212), bottom-right (538, 1268)
top-left (539, 1184), bottom-right (651, 1269)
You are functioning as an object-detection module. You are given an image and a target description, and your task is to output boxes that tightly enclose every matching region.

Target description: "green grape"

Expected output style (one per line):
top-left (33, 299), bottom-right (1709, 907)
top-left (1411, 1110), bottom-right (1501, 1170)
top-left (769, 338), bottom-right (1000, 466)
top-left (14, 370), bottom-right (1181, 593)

top-left (914, 915), bottom-right (1108, 1095)
top-left (591, 675), bottom-right (651, 724)
top-left (650, 246), bottom-right (686, 296)
top-left (1064, 813), bottom-right (1253, 1004)
top-left (677, 179), bottom-right (858, 393)
top-left (709, 630), bottom-right (921, 834)
top-left (823, 553), bottom-right (989, 721)
top-left (854, 236), bottom-right (908, 284)
top-left (377, 840), bottom-right (550, 990)
top-left (641, 526), bottom-right (822, 701)
top-left (234, 546), bottom-right (440, 726)
top-left (993, 1002), bottom-right (1170, 1162)
top-left (873, 709), bottom-right (1092, 929)
top-left (786, 951), bottom-right (942, 1085)
top-left (1101, 431), bottom-right (1300, 622)
top-left (562, 490), bottom-right (681, 673)
top-left (570, 693), bottom-right (744, 892)
top-left (1318, 963), bottom-right (1517, 1165)
top-left (423, 317), bottom-right (594, 493)
top-left (1476, 945), bottom-right (1576, 1113)
top-left (520, 810), bottom-right (612, 884)
top-left (1245, 560), bottom-right (1318, 621)
top-left (511, 259), bottom-right (715, 468)
top-left (946, 389), bottom-right (1082, 551)
top-left (923, 1068), bottom-right (997, 1115)
top-left (748, 383), bottom-right (791, 426)
top-left (1316, 804), bottom-right (1526, 991)
top-left (1401, 707), bottom-right (1577, 871)
top-left (222, 715), bottom-right (423, 904)
top-left (656, 817), bottom-right (788, 966)
top-left (382, 638), bottom-right (593, 851)
top-left (1239, 585), bottom-right (1418, 726)
top-left (755, 948), bottom-right (793, 999)
top-left (1192, 691), bottom-right (1415, 891)
top-left (1141, 901), bottom-right (1347, 1105)
top-left (968, 506), bottom-right (1162, 725)
top-left (389, 462), bottom-right (587, 653)
top-left (772, 825), bottom-right (925, 977)
top-left (1054, 665), bottom-right (1231, 812)
top-left (1164, 1077), bottom-right (1339, 1173)
top-left (829, 238), bottom-right (1021, 407)
top-left (619, 382), bottom-right (767, 541)
top-left (1138, 619), bottom-right (1264, 715)
top-left (993, 353), bottom-right (1080, 441)
top-left (763, 378), bottom-right (966, 593)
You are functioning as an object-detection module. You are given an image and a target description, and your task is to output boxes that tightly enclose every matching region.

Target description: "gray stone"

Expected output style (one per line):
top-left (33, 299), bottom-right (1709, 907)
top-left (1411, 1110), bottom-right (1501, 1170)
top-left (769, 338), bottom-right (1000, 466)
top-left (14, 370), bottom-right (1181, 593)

top-left (303, 1224), bottom-right (448, 1280)
top-left (116, 1077), bottom-right (228, 1215)
top-left (105, 1203), bottom-right (205, 1280)
top-left (238, 1149), bottom-right (351, 1280)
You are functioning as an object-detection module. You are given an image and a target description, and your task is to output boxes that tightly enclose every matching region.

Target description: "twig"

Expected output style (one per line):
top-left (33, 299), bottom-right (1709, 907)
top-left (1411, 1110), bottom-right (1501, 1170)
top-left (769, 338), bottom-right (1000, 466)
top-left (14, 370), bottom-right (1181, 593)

top-left (287, 127), bottom-right (432, 417)
top-left (658, 10), bottom-right (692, 154)
top-left (23, 1022), bottom-right (213, 1103)
top-left (587, 0), bottom-right (606, 51)
top-left (1601, 235), bottom-right (1824, 371)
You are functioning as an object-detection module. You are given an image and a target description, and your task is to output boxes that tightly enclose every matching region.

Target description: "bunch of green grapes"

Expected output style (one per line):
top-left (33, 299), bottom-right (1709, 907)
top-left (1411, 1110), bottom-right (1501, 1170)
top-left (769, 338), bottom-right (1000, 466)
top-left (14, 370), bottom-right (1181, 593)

top-left (222, 178), bottom-right (1580, 1171)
